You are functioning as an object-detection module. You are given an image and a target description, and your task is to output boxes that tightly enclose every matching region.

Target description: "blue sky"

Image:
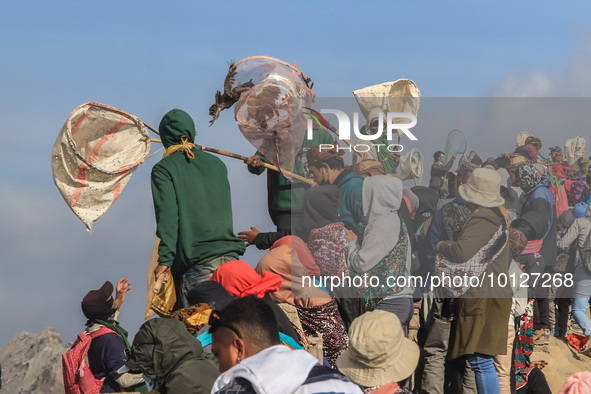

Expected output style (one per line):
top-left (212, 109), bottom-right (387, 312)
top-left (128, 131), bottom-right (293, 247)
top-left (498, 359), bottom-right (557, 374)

top-left (2, 1), bottom-right (591, 346)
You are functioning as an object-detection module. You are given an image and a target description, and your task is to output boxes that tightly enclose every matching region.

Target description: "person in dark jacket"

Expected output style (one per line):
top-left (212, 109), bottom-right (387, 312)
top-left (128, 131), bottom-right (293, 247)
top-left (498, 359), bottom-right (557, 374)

top-left (126, 318), bottom-right (219, 394)
top-left (81, 279), bottom-right (145, 393)
top-left (512, 163), bottom-right (557, 346)
top-left (429, 151), bottom-right (455, 197)
top-left (306, 143), bottom-right (365, 236)
top-left (151, 109), bottom-right (245, 308)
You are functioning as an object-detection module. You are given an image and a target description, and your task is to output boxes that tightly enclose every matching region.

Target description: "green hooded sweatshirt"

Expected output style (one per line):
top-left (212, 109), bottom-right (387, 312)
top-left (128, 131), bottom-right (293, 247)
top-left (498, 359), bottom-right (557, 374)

top-left (151, 109), bottom-right (245, 275)
top-left (126, 318), bottom-right (218, 394)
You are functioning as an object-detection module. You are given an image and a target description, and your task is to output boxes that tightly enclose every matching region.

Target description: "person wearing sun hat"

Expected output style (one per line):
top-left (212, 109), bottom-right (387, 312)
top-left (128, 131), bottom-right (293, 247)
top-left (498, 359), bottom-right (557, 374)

top-left (336, 310), bottom-right (418, 393)
top-left (436, 167), bottom-right (512, 394)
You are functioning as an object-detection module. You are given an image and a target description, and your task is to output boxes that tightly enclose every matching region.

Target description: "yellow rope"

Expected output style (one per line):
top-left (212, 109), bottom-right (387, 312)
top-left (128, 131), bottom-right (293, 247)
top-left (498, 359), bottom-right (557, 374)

top-left (162, 135), bottom-right (196, 159)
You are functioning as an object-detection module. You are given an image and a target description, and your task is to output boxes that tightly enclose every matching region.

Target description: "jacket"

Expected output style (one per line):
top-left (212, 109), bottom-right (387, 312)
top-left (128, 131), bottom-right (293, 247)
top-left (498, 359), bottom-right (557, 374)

top-left (212, 345), bottom-right (362, 394)
top-left (429, 159), bottom-right (454, 191)
top-left (334, 169), bottom-right (365, 235)
top-left (557, 203), bottom-right (591, 268)
top-left (517, 182), bottom-right (557, 268)
top-left (436, 207), bottom-right (512, 359)
top-left (151, 109), bottom-right (245, 274)
top-left (126, 318), bottom-right (218, 394)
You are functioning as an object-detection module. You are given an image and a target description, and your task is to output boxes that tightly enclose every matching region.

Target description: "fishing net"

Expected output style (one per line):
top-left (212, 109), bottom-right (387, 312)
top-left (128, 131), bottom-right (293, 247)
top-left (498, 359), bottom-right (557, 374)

top-left (399, 148), bottom-right (423, 181)
top-left (564, 136), bottom-right (587, 166)
top-left (353, 79), bottom-right (421, 135)
top-left (209, 56), bottom-right (315, 179)
top-left (51, 102), bottom-right (150, 230)
top-left (443, 129), bottom-right (467, 165)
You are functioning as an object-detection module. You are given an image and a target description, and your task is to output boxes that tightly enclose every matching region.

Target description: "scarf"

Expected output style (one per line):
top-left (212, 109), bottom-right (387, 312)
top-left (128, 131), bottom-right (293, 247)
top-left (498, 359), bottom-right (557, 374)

top-left (87, 319), bottom-right (130, 349)
top-left (256, 245), bottom-right (330, 308)
top-left (209, 260), bottom-right (282, 298)
top-left (162, 135), bottom-right (196, 159)
top-left (435, 207), bottom-right (508, 298)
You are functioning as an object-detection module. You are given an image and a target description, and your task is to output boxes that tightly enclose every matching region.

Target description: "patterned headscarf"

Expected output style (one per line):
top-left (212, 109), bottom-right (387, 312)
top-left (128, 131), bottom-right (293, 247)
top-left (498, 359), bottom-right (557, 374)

top-left (517, 163), bottom-right (542, 193)
top-left (509, 227), bottom-right (528, 257)
top-left (456, 162), bottom-right (478, 186)
top-left (522, 144), bottom-right (538, 164)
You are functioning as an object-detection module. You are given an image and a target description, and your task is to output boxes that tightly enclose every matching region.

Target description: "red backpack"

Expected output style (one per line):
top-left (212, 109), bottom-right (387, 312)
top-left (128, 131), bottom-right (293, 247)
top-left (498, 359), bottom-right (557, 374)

top-left (62, 327), bottom-right (116, 394)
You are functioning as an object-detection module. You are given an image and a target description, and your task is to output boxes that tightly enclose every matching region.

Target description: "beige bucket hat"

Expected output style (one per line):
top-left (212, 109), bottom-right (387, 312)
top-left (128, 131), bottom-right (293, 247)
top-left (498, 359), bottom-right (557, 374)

top-left (336, 310), bottom-right (419, 387)
top-left (458, 167), bottom-right (504, 208)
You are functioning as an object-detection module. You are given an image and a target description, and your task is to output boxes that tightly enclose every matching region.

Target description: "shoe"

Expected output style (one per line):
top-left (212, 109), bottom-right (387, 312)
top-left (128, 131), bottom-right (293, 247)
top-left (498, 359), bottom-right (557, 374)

top-left (534, 329), bottom-right (550, 346)
top-left (581, 336), bottom-right (591, 356)
top-left (555, 329), bottom-right (567, 340)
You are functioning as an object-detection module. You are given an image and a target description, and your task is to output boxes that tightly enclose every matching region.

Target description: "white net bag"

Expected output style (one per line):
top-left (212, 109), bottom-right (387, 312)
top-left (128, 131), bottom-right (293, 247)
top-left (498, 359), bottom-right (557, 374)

top-left (564, 136), bottom-right (587, 166)
top-left (353, 79), bottom-right (420, 134)
top-left (51, 102), bottom-right (150, 230)
top-left (399, 148), bottom-right (423, 181)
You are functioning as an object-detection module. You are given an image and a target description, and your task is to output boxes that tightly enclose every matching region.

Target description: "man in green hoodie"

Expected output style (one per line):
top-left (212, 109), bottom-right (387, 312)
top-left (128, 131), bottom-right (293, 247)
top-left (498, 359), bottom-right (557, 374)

top-left (152, 109), bottom-right (245, 308)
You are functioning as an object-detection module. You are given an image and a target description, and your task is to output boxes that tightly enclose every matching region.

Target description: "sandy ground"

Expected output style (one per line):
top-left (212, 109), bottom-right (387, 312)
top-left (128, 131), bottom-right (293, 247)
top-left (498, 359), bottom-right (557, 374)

top-left (530, 305), bottom-right (591, 393)
top-left (531, 335), bottom-right (591, 393)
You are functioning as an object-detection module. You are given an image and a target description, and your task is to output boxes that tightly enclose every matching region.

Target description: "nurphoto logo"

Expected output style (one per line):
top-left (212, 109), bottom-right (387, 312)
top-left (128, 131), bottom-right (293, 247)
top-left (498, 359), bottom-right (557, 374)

top-left (304, 107), bottom-right (418, 153)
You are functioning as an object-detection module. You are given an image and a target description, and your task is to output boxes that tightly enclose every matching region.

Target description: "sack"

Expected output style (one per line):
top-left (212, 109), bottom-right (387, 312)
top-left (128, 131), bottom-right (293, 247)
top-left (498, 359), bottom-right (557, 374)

top-left (578, 220), bottom-right (591, 274)
top-left (62, 327), bottom-right (115, 394)
top-left (434, 209), bottom-right (508, 298)
top-left (52, 102), bottom-right (150, 231)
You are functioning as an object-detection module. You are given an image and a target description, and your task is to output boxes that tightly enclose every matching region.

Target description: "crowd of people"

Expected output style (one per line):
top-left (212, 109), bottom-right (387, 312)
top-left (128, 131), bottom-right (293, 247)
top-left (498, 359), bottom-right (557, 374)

top-left (69, 111), bottom-right (591, 394)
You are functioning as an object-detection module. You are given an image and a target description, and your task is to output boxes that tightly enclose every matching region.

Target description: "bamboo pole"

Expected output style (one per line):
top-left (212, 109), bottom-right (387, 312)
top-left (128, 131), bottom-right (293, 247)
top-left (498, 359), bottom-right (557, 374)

top-left (148, 137), bottom-right (313, 185)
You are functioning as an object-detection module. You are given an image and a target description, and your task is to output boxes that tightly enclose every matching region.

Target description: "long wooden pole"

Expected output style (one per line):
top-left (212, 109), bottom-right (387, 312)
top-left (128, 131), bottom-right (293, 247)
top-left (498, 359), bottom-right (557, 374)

top-left (148, 136), bottom-right (313, 185)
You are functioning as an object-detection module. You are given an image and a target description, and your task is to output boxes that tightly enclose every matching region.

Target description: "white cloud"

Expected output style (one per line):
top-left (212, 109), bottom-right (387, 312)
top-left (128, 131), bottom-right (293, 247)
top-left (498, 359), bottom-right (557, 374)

top-left (493, 33), bottom-right (591, 97)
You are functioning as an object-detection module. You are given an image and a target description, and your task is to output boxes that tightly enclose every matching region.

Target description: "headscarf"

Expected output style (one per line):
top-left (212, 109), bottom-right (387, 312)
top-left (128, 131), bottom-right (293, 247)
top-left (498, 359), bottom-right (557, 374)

top-left (578, 158), bottom-right (591, 175)
top-left (522, 144), bottom-right (538, 163)
top-left (256, 245), bottom-right (330, 308)
top-left (351, 159), bottom-right (386, 177)
top-left (570, 178), bottom-right (587, 206)
top-left (410, 186), bottom-right (439, 233)
top-left (509, 228), bottom-right (528, 257)
top-left (303, 185), bottom-right (340, 235)
top-left (270, 236), bottom-right (321, 276)
top-left (557, 210), bottom-right (576, 231)
top-left (517, 163), bottom-right (542, 193)
top-left (402, 187), bottom-right (419, 215)
top-left (456, 162), bottom-right (478, 186)
top-left (209, 260), bottom-right (282, 298)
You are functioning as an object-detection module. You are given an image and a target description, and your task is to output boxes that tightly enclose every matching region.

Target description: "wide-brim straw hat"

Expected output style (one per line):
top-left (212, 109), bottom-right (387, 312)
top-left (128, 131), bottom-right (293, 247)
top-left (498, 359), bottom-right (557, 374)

top-left (336, 310), bottom-right (419, 387)
top-left (458, 167), bottom-right (504, 208)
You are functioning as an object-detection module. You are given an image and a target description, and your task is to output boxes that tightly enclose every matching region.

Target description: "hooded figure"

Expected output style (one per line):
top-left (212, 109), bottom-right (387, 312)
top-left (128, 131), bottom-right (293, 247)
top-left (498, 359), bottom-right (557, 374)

top-left (127, 318), bottom-right (218, 394)
top-left (346, 176), bottom-right (414, 321)
top-left (151, 109), bottom-right (245, 307)
top-left (513, 163), bottom-right (557, 270)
